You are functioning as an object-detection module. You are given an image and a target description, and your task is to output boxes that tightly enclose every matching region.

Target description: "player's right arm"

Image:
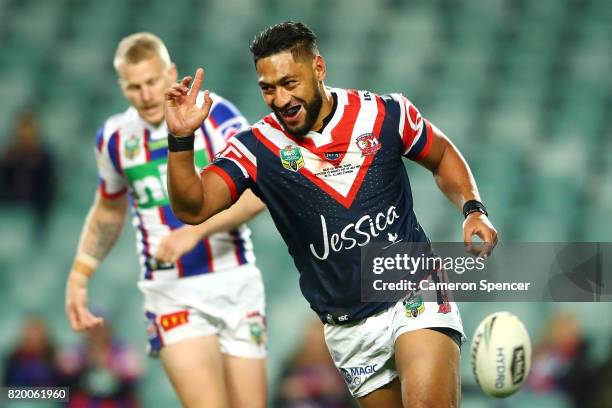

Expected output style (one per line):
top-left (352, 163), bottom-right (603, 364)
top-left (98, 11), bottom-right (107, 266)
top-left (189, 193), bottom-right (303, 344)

top-left (66, 192), bottom-right (127, 331)
top-left (165, 68), bottom-right (236, 224)
top-left (395, 94), bottom-right (498, 256)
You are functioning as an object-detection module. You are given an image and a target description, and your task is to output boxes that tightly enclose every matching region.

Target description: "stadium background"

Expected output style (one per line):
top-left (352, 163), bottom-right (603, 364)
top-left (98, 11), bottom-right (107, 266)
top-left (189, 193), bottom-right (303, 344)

top-left (0, 0), bottom-right (611, 406)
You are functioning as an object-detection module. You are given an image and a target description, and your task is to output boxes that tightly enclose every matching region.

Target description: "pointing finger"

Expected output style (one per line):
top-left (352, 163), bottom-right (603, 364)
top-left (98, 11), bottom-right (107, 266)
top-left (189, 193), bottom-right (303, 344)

top-left (188, 68), bottom-right (204, 103)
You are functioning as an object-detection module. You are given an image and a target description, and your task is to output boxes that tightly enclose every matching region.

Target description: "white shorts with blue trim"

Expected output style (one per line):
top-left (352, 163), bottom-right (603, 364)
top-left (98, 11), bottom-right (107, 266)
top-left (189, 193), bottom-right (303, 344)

top-left (324, 298), bottom-right (464, 398)
top-left (138, 263), bottom-right (266, 359)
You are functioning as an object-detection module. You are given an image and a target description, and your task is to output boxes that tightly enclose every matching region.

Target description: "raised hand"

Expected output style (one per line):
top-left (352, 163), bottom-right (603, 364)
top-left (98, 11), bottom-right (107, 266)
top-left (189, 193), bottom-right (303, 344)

top-left (165, 68), bottom-right (213, 137)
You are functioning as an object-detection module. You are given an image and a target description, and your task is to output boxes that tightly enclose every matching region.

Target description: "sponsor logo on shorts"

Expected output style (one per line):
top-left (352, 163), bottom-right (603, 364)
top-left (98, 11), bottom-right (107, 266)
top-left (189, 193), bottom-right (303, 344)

top-left (403, 294), bottom-right (425, 318)
top-left (437, 302), bottom-right (452, 314)
top-left (339, 364), bottom-right (379, 390)
top-left (247, 311), bottom-right (266, 346)
top-left (160, 310), bottom-right (189, 331)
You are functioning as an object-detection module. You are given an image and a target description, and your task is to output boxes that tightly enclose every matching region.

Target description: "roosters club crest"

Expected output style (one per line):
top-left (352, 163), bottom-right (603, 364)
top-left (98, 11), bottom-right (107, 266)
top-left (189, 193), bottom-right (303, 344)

top-left (356, 133), bottom-right (381, 156)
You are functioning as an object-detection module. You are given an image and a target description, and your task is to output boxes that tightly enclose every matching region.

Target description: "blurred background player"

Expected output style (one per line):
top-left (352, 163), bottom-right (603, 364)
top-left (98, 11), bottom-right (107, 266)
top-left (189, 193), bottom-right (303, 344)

top-left (64, 32), bottom-right (267, 408)
top-left (57, 318), bottom-right (143, 408)
top-left (164, 21), bottom-right (497, 407)
top-left (0, 109), bottom-right (57, 242)
top-left (274, 319), bottom-right (355, 408)
top-left (2, 315), bottom-right (61, 388)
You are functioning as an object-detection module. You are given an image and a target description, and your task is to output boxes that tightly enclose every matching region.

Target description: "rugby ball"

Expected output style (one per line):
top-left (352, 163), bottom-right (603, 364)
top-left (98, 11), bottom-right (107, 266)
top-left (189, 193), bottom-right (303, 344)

top-left (470, 311), bottom-right (531, 398)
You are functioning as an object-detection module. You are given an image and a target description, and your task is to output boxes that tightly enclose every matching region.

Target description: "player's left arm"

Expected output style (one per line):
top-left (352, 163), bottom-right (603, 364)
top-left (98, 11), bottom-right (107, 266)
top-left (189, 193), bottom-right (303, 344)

top-left (155, 190), bottom-right (265, 263)
top-left (417, 123), bottom-right (498, 256)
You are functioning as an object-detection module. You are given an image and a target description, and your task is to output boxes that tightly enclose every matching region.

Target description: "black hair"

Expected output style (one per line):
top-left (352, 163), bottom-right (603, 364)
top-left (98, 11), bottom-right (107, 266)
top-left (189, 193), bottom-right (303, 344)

top-left (249, 21), bottom-right (319, 63)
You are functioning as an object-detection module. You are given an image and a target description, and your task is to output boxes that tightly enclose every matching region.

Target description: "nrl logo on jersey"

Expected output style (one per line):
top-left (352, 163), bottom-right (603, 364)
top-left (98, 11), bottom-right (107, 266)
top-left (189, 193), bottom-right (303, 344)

top-left (280, 145), bottom-right (304, 172)
top-left (124, 134), bottom-right (141, 160)
top-left (356, 133), bottom-right (381, 156)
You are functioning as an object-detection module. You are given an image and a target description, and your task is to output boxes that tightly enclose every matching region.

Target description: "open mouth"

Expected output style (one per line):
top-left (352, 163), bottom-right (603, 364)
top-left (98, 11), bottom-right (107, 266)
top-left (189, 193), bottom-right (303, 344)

top-left (279, 105), bottom-right (302, 122)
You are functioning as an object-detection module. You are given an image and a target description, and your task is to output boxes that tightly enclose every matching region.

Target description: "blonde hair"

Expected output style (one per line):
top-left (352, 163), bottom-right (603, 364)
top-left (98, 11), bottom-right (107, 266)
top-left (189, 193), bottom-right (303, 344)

top-left (113, 32), bottom-right (171, 71)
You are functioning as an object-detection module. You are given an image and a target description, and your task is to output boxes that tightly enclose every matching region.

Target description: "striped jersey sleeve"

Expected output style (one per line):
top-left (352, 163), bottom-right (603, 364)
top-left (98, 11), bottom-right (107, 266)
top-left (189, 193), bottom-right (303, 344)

top-left (204, 129), bottom-right (257, 203)
top-left (390, 93), bottom-right (433, 161)
top-left (200, 93), bottom-right (250, 157)
top-left (95, 124), bottom-right (127, 199)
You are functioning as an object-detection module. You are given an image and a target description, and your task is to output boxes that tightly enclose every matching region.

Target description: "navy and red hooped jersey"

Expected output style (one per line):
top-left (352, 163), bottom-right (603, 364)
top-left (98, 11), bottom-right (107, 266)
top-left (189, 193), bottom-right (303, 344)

top-left (208, 87), bottom-right (433, 323)
top-left (96, 92), bottom-right (255, 281)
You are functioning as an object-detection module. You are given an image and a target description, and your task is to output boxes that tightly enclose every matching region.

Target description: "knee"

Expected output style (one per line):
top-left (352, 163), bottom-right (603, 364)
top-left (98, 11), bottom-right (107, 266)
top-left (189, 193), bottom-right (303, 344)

top-left (402, 389), bottom-right (459, 408)
top-left (398, 363), bottom-right (460, 408)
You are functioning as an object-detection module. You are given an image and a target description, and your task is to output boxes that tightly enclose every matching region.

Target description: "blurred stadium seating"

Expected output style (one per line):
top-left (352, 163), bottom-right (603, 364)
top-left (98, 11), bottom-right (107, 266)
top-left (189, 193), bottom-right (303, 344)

top-left (0, 0), bottom-right (611, 406)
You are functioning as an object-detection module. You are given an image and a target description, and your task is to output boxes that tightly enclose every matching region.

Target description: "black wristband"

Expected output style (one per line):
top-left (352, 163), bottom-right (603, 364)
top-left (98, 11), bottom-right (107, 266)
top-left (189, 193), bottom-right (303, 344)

top-left (463, 200), bottom-right (488, 218)
top-left (168, 133), bottom-right (195, 152)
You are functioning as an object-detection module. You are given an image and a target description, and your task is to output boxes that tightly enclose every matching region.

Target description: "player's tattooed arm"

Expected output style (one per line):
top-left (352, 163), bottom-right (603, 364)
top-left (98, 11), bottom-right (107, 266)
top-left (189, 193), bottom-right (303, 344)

top-left (73, 193), bottom-right (128, 275)
top-left (83, 216), bottom-right (123, 259)
top-left (66, 193), bottom-right (127, 331)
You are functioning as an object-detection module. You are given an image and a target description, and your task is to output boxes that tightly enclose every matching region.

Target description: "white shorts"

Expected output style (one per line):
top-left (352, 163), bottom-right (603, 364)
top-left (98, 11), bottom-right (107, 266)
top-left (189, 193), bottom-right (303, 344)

top-left (138, 263), bottom-right (266, 359)
top-left (324, 297), bottom-right (465, 398)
